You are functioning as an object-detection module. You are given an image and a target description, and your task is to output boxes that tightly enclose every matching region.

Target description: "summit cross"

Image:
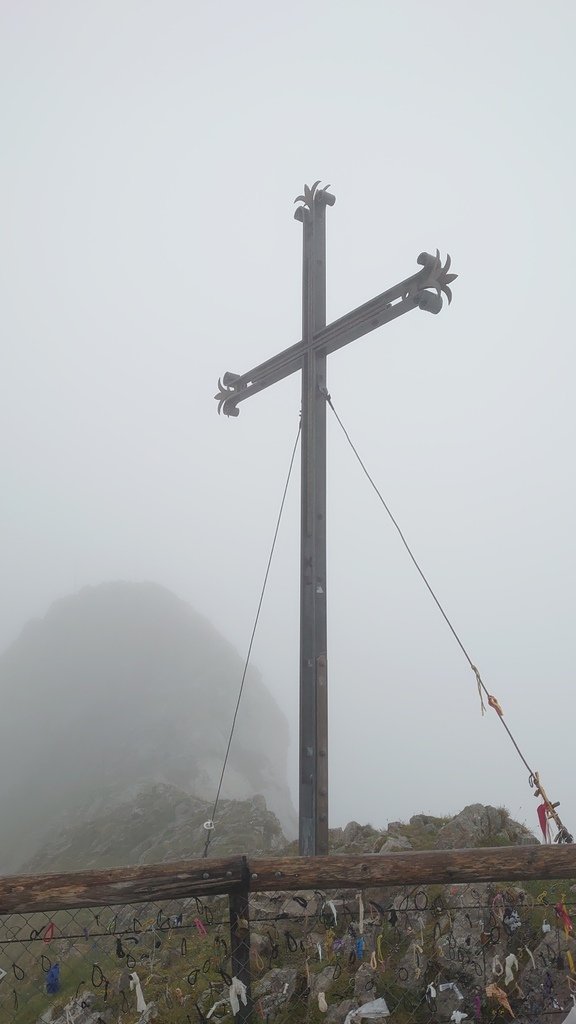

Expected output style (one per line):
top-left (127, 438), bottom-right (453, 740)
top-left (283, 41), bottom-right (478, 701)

top-left (215, 182), bottom-right (456, 856)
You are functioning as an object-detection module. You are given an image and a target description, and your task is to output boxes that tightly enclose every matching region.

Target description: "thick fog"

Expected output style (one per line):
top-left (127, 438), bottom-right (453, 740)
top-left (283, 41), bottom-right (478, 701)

top-left (2, 2), bottom-right (575, 842)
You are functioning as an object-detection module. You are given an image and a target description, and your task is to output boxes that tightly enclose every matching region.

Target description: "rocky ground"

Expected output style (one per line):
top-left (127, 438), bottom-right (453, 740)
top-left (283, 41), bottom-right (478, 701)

top-left (11, 798), bottom-right (575, 1024)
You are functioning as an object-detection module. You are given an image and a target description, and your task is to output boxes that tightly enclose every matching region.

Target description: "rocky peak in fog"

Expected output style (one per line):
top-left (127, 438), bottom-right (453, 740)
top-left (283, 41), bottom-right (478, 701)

top-left (0, 581), bottom-right (295, 871)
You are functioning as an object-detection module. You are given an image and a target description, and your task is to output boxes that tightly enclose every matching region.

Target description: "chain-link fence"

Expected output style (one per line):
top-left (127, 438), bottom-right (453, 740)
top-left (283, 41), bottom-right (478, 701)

top-left (2, 872), bottom-right (576, 1022)
top-left (0, 895), bottom-right (231, 1024)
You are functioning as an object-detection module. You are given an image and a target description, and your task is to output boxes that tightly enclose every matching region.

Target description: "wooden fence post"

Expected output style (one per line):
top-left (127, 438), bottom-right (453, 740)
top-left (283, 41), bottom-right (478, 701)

top-left (229, 857), bottom-right (253, 1022)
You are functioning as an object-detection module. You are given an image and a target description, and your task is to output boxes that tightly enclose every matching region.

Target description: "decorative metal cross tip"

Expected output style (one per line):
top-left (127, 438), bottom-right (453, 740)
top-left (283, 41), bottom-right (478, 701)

top-left (412, 250), bottom-right (458, 312)
top-left (294, 181), bottom-right (336, 221)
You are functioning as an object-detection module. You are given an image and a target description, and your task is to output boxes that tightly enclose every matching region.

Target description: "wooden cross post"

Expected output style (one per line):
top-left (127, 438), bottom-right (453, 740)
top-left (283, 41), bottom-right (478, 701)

top-left (215, 183), bottom-right (456, 856)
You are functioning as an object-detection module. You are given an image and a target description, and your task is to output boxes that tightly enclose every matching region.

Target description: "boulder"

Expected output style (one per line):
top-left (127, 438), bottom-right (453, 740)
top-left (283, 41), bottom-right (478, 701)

top-left (326, 999), bottom-right (357, 1023)
top-left (254, 967), bottom-right (298, 1017)
top-left (435, 804), bottom-right (537, 849)
top-left (310, 965), bottom-right (337, 999)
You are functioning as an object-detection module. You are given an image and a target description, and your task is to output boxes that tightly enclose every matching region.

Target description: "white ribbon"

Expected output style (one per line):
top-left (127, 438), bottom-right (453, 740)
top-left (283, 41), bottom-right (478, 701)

top-left (129, 973), bottom-right (147, 1014)
top-left (344, 997), bottom-right (390, 1022)
top-left (492, 956), bottom-right (503, 978)
top-left (357, 893), bottom-right (365, 936)
top-left (524, 945), bottom-right (536, 969)
top-left (504, 953), bottom-right (518, 985)
top-left (439, 982), bottom-right (464, 1001)
top-left (207, 999), bottom-right (229, 1019)
top-left (229, 977), bottom-right (247, 1016)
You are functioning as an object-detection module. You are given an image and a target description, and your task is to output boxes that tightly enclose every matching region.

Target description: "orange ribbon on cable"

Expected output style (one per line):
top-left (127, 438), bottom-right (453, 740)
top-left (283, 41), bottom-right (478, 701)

top-left (488, 695), bottom-right (504, 717)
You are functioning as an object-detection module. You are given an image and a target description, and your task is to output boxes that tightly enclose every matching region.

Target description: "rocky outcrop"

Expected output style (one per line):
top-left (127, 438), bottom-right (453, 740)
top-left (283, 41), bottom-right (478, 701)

top-left (434, 803), bottom-right (538, 849)
top-left (23, 783), bottom-right (286, 871)
top-left (326, 805), bottom-right (537, 856)
top-left (0, 582), bottom-right (296, 871)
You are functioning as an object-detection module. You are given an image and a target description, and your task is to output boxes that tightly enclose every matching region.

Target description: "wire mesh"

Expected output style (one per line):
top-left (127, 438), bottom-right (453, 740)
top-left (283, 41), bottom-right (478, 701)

top-left (0, 895), bottom-right (230, 1024)
top-left (246, 879), bottom-right (576, 1023)
top-left (2, 878), bottom-right (576, 1022)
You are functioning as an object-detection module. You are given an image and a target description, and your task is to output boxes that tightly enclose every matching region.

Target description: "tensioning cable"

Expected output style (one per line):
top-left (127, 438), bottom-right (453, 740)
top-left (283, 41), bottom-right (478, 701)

top-left (202, 420), bottom-right (301, 857)
top-left (326, 391), bottom-right (572, 844)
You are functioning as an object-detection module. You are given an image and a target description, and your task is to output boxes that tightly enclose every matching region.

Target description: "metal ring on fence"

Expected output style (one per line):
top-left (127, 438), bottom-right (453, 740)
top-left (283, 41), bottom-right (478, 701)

top-left (91, 964), bottom-right (105, 987)
top-left (202, 957), bottom-right (212, 974)
top-left (187, 969), bottom-right (199, 986)
top-left (40, 955), bottom-right (52, 973)
top-left (126, 953), bottom-right (136, 970)
top-left (397, 967), bottom-right (408, 981)
top-left (12, 964), bottom-right (24, 981)
top-left (414, 890), bottom-right (428, 911)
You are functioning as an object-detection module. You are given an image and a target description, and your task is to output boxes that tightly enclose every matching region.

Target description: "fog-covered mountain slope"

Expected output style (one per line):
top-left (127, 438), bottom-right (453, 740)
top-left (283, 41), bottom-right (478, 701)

top-left (0, 581), bottom-right (296, 871)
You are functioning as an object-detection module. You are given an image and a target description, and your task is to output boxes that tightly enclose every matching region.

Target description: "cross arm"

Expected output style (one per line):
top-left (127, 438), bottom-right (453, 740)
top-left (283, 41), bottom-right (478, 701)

top-left (215, 252), bottom-right (456, 416)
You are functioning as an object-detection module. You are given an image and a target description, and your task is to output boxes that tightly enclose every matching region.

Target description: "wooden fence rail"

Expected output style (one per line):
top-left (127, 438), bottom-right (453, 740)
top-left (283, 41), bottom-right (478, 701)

top-left (2, 845), bottom-right (576, 915)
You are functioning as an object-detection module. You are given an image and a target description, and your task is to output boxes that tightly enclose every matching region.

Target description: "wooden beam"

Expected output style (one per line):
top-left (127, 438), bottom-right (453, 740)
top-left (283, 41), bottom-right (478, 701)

top-left (0, 857), bottom-right (245, 914)
top-left (247, 846), bottom-right (576, 891)
top-left (2, 847), bottom-right (576, 915)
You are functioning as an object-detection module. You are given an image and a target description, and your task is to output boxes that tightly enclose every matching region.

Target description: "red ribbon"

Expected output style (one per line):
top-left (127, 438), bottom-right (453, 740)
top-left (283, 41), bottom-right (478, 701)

top-left (537, 802), bottom-right (549, 841)
top-left (555, 902), bottom-right (573, 934)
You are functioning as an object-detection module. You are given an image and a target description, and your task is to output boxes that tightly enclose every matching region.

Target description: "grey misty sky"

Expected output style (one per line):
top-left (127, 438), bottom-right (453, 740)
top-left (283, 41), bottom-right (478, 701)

top-left (2, 1), bottom-right (576, 836)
